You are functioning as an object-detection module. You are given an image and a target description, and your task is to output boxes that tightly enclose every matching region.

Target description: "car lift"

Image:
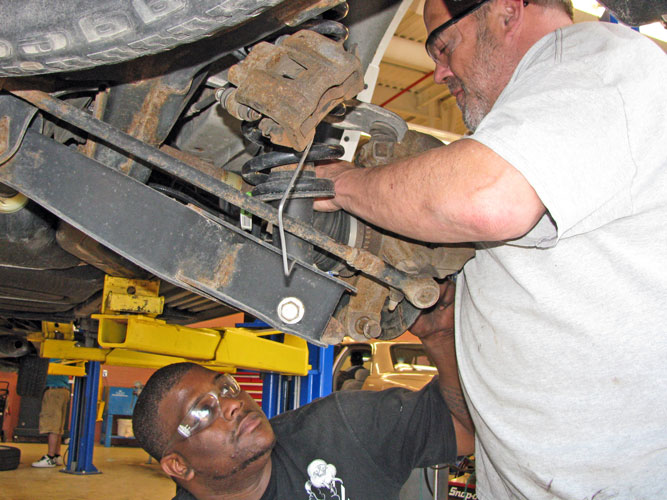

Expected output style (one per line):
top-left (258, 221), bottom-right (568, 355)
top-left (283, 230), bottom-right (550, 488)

top-left (31, 276), bottom-right (333, 474)
top-left (237, 322), bottom-right (334, 419)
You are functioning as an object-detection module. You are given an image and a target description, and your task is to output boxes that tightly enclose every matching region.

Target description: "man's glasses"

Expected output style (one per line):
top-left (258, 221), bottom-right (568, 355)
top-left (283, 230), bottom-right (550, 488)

top-left (162, 373), bottom-right (241, 458)
top-left (425, 0), bottom-right (491, 66)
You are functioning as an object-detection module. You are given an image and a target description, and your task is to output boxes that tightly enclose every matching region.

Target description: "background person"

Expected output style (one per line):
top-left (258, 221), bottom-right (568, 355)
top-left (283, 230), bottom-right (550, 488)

top-left (31, 360), bottom-right (69, 468)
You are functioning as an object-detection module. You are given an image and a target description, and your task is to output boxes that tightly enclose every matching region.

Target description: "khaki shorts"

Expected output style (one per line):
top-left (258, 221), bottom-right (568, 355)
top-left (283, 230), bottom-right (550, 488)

top-left (38, 387), bottom-right (70, 435)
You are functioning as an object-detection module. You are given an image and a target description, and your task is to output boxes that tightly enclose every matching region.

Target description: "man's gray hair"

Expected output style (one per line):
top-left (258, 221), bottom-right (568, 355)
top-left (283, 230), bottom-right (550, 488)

top-left (476, 0), bottom-right (574, 20)
top-left (526, 0), bottom-right (573, 20)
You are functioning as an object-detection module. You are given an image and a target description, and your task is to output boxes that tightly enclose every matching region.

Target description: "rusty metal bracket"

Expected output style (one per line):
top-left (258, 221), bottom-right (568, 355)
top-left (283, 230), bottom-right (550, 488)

top-left (0, 92), bottom-right (38, 165)
top-left (226, 29), bottom-right (364, 151)
top-left (0, 128), bottom-right (351, 345)
top-left (3, 88), bottom-right (440, 310)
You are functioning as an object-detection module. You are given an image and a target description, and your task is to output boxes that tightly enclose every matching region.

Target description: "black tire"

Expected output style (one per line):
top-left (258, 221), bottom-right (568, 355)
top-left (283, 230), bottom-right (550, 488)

top-left (598, 0), bottom-right (667, 26)
top-left (0, 0), bottom-right (286, 77)
top-left (0, 445), bottom-right (21, 471)
top-left (16, 355), bottom-right (49, 398)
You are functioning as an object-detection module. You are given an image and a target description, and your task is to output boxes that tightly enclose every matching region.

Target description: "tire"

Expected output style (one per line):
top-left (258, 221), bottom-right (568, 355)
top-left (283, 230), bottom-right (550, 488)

top-left (598, 1), bottom-right (667, 26)
top-left (0, 445), bottom-right (21, 471)
top-left (0, 0), bottom-right (286, 77)
top-left (16, 355), bottom-right (49, 398)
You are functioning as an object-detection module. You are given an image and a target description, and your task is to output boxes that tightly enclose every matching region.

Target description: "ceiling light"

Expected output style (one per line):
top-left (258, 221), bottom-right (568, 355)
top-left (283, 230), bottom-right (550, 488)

top-left (640, 22), bottom-right (667, 43)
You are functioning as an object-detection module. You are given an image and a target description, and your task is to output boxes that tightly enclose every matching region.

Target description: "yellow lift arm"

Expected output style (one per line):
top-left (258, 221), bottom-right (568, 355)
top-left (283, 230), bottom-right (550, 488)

top-left (35, 276), bottom-right (311, 376)
top-left (47, 359), bottom-right (87, 378)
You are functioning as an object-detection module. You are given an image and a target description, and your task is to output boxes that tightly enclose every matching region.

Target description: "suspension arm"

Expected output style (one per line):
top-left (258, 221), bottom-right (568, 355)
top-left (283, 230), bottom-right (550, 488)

top-left (0, 128), bottom-right (351, 345)
top-left (4, 87), bottom-right (439, 309)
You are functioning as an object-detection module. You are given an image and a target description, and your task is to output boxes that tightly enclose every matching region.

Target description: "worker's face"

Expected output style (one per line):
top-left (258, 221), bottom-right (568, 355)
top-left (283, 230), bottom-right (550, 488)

top-left (424, 0), bottom-right (506, 131)
top-left (159, 367), bottom-right (275, 484)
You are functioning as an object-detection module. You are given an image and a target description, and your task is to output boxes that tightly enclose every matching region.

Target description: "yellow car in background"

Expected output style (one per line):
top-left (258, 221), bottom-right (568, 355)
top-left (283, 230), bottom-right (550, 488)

top-left (332, 339), bottom-right (436, 393)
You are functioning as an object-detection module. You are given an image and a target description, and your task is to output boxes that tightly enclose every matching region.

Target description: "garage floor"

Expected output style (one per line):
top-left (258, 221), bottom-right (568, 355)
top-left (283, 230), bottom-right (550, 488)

top-left (0, 443), bottom-right (175, 499)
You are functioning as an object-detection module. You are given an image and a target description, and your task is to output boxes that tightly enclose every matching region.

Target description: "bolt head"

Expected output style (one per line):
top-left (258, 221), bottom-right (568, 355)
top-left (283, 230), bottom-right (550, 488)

top-left (355, 316), bottom-right (382, 339)
top-left (277, 297), bottom-right (305, 324)
top-left (363, 321), bottom-right (382, 339)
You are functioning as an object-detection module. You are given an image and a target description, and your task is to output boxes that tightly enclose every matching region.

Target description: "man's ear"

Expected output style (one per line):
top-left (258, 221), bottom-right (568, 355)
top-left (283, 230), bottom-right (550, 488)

top-left (493, 0), bottom-right (524, 36)
top-left (161, 452), bottom-right (196, 482)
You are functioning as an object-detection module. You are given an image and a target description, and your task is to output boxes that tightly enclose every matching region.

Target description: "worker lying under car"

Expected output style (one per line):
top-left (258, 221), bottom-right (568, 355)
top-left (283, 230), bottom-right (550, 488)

top-left (132, 280), bottom-right (472, 500)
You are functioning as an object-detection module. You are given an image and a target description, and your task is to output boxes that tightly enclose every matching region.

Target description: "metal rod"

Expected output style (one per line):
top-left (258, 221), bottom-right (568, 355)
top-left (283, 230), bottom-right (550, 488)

top-left (278, 138), bottom-right (314, 277)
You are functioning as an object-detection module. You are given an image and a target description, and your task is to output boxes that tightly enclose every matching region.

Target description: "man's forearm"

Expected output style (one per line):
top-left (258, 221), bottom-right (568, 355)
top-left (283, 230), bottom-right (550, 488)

top-left (333, 147), bottom-right (470, 242)
top-left (325, 139), bottom-right (545, 243)
top-left (420, 329), bottom-right (474, 434)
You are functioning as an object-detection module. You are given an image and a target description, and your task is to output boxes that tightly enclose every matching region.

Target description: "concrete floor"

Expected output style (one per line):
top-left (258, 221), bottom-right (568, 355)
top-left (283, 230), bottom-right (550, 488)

top-left (0, 443), bottom-right (175, 500)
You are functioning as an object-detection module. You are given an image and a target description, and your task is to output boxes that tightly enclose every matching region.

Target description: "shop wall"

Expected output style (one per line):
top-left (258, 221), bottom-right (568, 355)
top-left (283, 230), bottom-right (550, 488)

top-left (96, 365), bottom-right (157, 443)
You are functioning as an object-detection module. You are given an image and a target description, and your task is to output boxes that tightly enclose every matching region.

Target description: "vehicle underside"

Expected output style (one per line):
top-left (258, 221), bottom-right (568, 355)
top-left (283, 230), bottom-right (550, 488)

top-left (0, 0), bottom-right (663, 364)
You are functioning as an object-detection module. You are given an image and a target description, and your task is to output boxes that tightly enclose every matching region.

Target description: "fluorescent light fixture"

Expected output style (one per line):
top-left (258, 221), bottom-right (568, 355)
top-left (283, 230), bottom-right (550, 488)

top-left (640, 22), bottom-right (667, 43)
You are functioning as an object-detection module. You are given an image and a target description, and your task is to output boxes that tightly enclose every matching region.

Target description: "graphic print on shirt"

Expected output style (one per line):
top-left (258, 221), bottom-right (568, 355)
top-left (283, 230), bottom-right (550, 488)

top-left (304, 459), bottom-right (349, 500)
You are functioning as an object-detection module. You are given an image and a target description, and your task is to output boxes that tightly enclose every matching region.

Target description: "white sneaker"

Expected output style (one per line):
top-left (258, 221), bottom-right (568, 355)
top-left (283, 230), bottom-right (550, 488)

top-left (53, 455), bottom-right (64, 466)
top-left (31, 455), bottom-right (58, 468)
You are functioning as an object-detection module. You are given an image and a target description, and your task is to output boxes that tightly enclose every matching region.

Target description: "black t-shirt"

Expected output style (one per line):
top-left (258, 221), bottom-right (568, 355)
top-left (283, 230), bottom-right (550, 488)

top-left (174, 379), bottom-right (456, 500)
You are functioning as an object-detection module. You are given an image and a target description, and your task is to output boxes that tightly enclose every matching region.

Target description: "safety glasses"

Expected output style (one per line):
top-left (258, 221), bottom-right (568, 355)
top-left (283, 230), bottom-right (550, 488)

top-left (162, 373), bottom-right (241, 458)
top-left (425, 0), bottom-right (491, 66)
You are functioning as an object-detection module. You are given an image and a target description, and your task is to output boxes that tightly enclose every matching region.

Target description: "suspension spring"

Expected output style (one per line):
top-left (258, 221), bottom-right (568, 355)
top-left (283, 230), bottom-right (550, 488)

top-left (241, 136), bottom-right (343, 202)
top-left (241, 122), bottom-right (345, 269)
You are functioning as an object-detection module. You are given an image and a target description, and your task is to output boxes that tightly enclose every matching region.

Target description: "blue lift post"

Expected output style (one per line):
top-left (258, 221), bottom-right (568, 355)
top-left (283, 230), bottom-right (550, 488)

top-left (62, 361), bottom-right (101, 475)
top-left (238, 321), bottom-right (334, 419)
top-left (261, 342), bottom-right (334, 419)
top-left (299, 343), bottom-right (334, 406)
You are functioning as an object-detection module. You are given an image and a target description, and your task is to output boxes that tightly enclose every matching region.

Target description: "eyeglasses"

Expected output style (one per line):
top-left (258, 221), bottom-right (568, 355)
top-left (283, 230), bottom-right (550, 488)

top-left (425, 0), bottom-right (491, 67)
top-left (162, 373), bottom-right (241, 458)
top-left (425, 0), bottom-right (529, 67)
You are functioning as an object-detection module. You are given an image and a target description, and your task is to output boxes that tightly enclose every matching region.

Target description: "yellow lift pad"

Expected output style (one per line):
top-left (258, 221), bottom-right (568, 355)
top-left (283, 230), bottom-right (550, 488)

top-left (94, 314), bottom-right (221, 360)
top-left (216, 328), bottom-right (310, 376)
top-left (47, 360), bottom-right (86, 377)
top-left (101, 275), bottom-right (164, 316)
top-left (41, 321), bottom-right (75, 340)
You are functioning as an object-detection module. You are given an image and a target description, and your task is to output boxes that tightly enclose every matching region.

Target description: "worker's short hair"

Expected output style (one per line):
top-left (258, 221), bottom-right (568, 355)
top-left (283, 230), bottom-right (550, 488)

top-left (132, 362), bottom-right (200, 461)
top-left (475, 0), bottom-right (574, 21)
top-left (531, 0), bottom-right (574, 20)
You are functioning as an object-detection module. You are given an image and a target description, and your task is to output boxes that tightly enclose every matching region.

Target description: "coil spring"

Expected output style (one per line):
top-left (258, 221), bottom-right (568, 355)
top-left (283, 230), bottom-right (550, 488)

top-left (241, 136), bottom-right (344, 201)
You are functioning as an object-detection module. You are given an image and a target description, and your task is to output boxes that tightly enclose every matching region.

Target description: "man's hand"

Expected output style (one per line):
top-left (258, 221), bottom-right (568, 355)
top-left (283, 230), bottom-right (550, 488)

top-left (409, 279), bottom-right (456, 341)
top-left (314, 160), bottom-right (357, 212)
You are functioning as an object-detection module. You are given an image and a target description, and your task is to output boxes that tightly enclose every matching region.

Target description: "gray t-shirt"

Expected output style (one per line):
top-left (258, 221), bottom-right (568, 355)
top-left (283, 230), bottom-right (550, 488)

top-left (460, 21), bottom-right (667, 499)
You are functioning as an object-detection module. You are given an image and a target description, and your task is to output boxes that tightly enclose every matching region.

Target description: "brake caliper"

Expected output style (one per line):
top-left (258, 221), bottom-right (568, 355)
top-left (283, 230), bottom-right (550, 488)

top-left (221, 29), bottom-right (364, 151)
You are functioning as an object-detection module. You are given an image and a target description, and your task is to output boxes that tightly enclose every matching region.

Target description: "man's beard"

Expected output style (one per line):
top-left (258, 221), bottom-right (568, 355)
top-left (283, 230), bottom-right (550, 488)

top-left (210, 440), bottom-right (275, 481)
top-left (448, 20), bottom-right (502, 132)
top-left (201, 435), bottom-right (276, 482)
top-left (193, 411), bottom-right (277, 482)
